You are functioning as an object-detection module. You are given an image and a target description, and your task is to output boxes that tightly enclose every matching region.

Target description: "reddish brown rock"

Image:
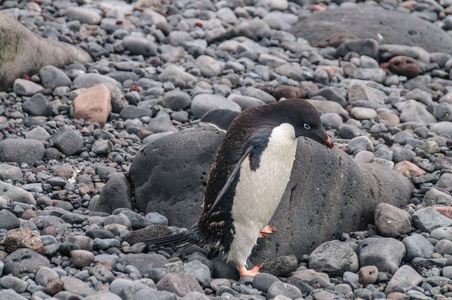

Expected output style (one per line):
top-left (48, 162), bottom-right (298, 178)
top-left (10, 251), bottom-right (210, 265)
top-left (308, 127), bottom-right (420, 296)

top-left (44, 278), bottom-right (64, 296)
top-left (73, 85), bottom-right (112, 127)
top-left (374, 203), bottom-right (412, 238)
top-left (316, 32), bottom-right (358, 48)
top-left (358, 266), bottom-right (378, 286)
top-left (376, 111), bottom-right (400, 127)
top-left (387, 292), bottom-right (406, 299)
top-left (95, 259), bottom-right (113, 271)
top-left (394, 161), bottom-right (426, 177)
top-left (71, 249), bottom-right (95, 268)
top-left (399, 1), bottom-right (418, 12)
top-left (271, 85), bottom-right (306, 100)
top-left (41, 225), bottom-right (58, 237)
top-left (315, 66), bottom-right (344, 79)
top-left (388, 56), bottom-right (420, 78)
top-left (4, 228), bottom-right (46, 255)
top-left (434, 207), bottom-right (452, 219)
top-left (21, 208), bottom-right (37, 220)
top-left (156, 273), bottom-right (204, 296)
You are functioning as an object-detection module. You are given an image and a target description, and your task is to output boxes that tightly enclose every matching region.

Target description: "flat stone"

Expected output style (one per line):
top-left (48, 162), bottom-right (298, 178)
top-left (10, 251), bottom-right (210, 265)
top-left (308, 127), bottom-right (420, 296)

top-left (357, 237), bottom-right (406, 274)
top-left (0, 139), bottom-right (45, 164)
top-left (309, 241), bottom-right (359, 276)
top-left (412, 207), bottom-right (452, 232)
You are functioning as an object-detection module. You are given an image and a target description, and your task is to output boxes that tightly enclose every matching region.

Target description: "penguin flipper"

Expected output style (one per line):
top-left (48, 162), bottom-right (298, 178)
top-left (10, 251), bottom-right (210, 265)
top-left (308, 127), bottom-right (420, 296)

top-left (207, 145), bottom-right (253, 216)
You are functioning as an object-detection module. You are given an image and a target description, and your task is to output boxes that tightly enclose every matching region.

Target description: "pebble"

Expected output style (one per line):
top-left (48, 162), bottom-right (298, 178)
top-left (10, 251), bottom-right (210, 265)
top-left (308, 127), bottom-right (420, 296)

top-left (309, 240), bottom-right (359, 275)
top-left (358, 237), bottom-right (406, 274)
top-left (73, 85), bottom-right (112, 127)
top-left (374, 203), bottom-right (411, 237)
top-left (13, 79), bottom-right (43, 96)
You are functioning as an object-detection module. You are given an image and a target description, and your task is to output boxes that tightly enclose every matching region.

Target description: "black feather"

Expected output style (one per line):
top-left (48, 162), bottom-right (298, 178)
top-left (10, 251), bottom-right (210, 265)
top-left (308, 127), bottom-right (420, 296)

top-left (143, 227), bottom-right (199, 249)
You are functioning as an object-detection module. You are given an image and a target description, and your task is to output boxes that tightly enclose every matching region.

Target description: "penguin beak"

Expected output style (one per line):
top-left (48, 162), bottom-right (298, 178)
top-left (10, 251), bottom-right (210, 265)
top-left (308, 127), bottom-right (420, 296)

top-left (317, 134), bottom-right (334, 149)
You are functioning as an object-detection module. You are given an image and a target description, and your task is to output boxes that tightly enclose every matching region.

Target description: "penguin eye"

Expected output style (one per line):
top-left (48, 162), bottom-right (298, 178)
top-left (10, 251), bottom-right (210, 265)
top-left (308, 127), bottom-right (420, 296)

top-left (304, 123), bottom-right (311, 130)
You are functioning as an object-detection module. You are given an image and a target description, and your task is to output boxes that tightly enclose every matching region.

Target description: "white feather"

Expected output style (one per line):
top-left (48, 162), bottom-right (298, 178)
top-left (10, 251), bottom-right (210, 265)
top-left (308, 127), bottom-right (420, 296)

top-left (226, 123), bottom-right (297, 266)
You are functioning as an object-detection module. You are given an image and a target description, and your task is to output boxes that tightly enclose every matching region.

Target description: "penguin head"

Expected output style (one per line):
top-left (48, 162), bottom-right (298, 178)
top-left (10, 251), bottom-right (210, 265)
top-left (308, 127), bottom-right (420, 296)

top-left (268, 99), bottom-right (334, 149)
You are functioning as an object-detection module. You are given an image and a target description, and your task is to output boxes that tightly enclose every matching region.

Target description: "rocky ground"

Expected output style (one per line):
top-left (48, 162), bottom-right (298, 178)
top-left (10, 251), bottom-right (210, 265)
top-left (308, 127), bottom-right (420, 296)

top-left (1, 0), bottom-right (452, 299)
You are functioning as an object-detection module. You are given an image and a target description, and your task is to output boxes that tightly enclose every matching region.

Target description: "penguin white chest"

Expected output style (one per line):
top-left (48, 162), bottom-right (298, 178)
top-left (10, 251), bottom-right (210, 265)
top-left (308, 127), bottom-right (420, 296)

top-left (227, 123), bottom-right (297, 265)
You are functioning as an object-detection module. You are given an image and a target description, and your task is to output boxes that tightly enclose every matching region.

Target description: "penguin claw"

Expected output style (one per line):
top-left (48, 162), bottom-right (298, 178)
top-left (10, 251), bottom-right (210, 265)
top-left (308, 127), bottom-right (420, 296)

top-left (258, 232), bottom-right (269, 238)
top-left (237, 263), bottom-right (264, 277)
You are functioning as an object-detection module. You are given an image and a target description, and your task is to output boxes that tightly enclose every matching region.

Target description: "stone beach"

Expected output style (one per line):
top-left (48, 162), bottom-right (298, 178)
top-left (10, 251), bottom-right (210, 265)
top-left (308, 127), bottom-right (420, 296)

top-left (1, 0), bottom-right (452, 299)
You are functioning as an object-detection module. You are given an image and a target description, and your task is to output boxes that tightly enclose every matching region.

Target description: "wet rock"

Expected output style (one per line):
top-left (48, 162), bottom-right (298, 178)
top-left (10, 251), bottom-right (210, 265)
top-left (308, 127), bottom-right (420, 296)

top-left (388, 56), bottom-right (420, 78)
top-left (374, 203), bottom-right (412, 237)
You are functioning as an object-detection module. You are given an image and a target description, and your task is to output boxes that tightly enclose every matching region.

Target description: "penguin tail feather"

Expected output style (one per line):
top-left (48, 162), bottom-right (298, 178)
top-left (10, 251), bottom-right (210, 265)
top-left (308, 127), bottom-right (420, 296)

top-left (143, 227), bottom-right (199, 249)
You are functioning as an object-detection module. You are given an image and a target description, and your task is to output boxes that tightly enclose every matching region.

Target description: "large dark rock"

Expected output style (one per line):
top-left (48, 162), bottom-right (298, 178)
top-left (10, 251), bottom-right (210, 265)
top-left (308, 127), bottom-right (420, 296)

top-left (128, 128), bottom-right (224, 222)
top-left (98, 128), bottom-right (413, 262)
top-left (0, 13), bottom-right (92, 91)
top-left (291, 5), bottom-right (452, 53)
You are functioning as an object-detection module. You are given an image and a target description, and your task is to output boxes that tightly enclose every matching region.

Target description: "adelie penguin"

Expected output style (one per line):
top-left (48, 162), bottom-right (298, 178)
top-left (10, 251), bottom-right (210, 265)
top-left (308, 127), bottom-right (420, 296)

top-left (145, 98), bottom-right (334, 277)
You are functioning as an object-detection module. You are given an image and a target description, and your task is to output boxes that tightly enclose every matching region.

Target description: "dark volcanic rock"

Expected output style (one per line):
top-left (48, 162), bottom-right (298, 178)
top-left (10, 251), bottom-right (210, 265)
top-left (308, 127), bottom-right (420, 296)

top-left (128, 128), bottom-right (225, 223)
top-left (0, 13), bottom-right (92, 91)
top-left (291, 5), bottom-right (452, 53)
top-left (102, 129), bottom-right (413, 263)
top-left (3, 248), bottom-right (51, 277)
top-left (88, 173), bottom-right (132, 213)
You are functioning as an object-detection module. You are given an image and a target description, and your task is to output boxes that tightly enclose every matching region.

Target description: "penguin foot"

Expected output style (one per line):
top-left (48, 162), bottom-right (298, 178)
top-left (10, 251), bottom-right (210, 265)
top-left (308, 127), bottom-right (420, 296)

top-left (237, 263), bottom-right (263, 277)
top-left (261, 225), bottom-right (278, 234)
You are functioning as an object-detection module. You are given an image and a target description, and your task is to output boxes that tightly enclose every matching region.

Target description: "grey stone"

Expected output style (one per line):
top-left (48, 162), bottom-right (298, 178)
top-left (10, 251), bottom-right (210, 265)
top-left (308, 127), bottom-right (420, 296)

top-left (228, 94), bottom-right (265, 110)
top-left (348, 83), bottom-right (387, 105)
top-left (347, 136), bottom-right (374, 154)
top-left (309, 241), bottom-right (359, 276)
top-left (25, 126), bottom-right (51, 141)
top-left (51, 125), bottom-right (83, 156)
top-left (430, 121), bottom-right (452, 138)
top-left (92, 139), bottom-right (113, 155)
top-left (23, 93), bottom-right (52, 116)
top-left (120, 105), bottom-right (153, 119)
top-left (311, 87), bottom-right (347, 108)
top-left (39, 65), bottom-right (71, 89)
top-left (403, 233), bottom-right (435, 261)
top-left (357, 237), bottom-right (406, 274)
top-left (412, 207), bottom-right (452, 232)
top-left (434, 103), bottom-right (452, 122)
top-left (424, 188), bottom-right (452, 206)
top-left (145, 114), bottom-right (177, 133)
top-left (3, 248), bottom-right (51, 277)
top-left (321, 113), bottom-right (343, 129)
top-left (0, 209), bottom-right (19, 230)
top-left (400, 100), bottom-right (437, 125)
top-left (405, 88), bottom-right (433, 107)
top-left (353, 68), bottom-right (386, 83)
top-left (124, 129), bottom-right (412, 263)
top-left (259, 255), bottom-right (298, 277)
top-left (267, 282), bottom-right (302, 299)
top-left (431, 227), bottom-right (452, 241)
top-left (144, 212), bottom-right (168, 226)
top-left (307, 100), bottom-right (350, 119)
top-left (252, 273), bottom-right (280, 293)
top-left (384, 265), bottom-right (422, 294)
top-left (292, 5), bottom-right (452, 53)
top-left (88, 173), bottom-right (132, 213)
top-left (195, 55), bottom-right (222, 77)
top-left (66, 7), bottom-right (101, 25)
top-left (0, 139), bottom-right (45, 164)
top-left (0, 181), bottom-right (35, 205)
top-left (184, 260), bottom-right (211, 287)
top-left (374, 203), bottom-right (411, 238)
top-left (338, 124), bottom-right (363, 139)
top-left (33, 215), bottom-right (67, 235)
top-left (133, 288), bottom-right (176, 300)
top-left (0, 275), bottom-right (27, 293)
top-left (435, 239), bottom-right (452, 255)
top-left (13, 79), bottom-right (43, 96)
top-left (158, 64), bottom-right (197, 87)
top-left (36, 266), bottom-right (59, 286)
top-left (0, 289), bottom-right (27, 300)
top-left (0, 164), bottom-right (22, 181)
top-left (118, 253), bottom-right (167, 275)
top-left (155, 273), bottom-right (203, 297)
top-left (337, 38), bottom-right (379, 58)
top-left (121, 36), bottom-right (158, 56)
top-left (191, 94), bottom-right (241, 119)
top-left (62, 276), bottom-right (96, 297)
top-left (239, 87), bottom-right (276, 104)
top-left (84, 293), bottom-right (122, 300)
top-left (162, 90), bottom-right (192, 110)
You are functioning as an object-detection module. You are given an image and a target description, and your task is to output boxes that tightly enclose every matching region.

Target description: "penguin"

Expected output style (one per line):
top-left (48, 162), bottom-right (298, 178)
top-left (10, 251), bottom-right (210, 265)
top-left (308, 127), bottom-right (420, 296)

top-left (145, 98), bottom-right (334, 277)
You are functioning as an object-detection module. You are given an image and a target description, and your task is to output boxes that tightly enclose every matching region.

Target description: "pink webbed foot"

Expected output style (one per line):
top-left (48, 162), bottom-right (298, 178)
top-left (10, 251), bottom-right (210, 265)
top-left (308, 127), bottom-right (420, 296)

top-left (237, 263), bottom-right (264, 277)
top-left (258, 225), bottom-right (278, 238)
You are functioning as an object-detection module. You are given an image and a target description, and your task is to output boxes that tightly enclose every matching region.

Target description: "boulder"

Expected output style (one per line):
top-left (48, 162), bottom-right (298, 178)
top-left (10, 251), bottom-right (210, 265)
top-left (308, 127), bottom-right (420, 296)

top-left (291, 5), bottom-right (452, 53)
top-left (98, 128), bottom-right (413, 262)
top-left (0, 13), bottom-right (92, 91)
